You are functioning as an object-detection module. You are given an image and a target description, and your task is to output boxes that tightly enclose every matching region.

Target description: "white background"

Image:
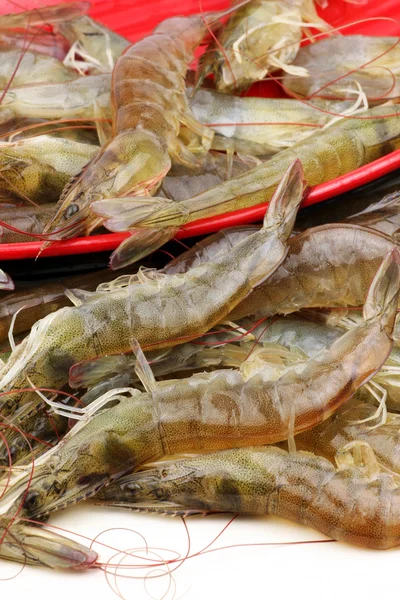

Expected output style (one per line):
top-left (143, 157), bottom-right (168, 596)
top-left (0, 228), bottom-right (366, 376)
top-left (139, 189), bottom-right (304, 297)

top-left (1, 502), bottom-right (396, 600)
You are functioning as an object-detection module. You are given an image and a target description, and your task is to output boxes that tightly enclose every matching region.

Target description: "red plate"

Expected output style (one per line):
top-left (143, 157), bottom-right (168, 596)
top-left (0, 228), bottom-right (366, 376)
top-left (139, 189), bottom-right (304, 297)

top-left (1, 0), bottom-right (400, 260)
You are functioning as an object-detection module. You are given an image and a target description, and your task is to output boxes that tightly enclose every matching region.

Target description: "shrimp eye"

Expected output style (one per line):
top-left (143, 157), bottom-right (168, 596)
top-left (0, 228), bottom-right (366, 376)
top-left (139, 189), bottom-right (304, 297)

top-left (23, 490), bottom-right (41, 513)
top-left (64, 203), bottom-right (80, 219)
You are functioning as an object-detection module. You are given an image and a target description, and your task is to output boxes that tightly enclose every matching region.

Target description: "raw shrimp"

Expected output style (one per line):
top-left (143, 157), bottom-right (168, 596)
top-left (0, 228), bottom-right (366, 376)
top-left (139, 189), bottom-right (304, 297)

top-left (0, 2), bottom-right (90, 30)
top-left (293, 399), bottom-right (400, 477)
top-left (59, 15), bottom-right (130, 73)
top-left (229, 224), bottom-right (399, 320)
top-left (0, 266), bottom-right (142, 342)
top-left (0, 246), bottom-right (397, 531)
top-left (0, 521), bottom-right (97, 569)
top-left (0, 160), bottom-right (302, 434)
top-left (92, 105), bottom-right (400, 268)
top-left (283, 36), bottom-right (400, 102)
top-left (198, 0), bottom-right (329, 93)
top-left (0, 135), bottom-right (98, 204)
top-left (1, 74), bottom-right (111, 120)
top-left (344, 190), bottom-right (400, 239)
top-left (42, 9), bottom-right (236, 243)
top-left (139, 219), bottom-right (399, 321)
top-left (0, 203), bottom-right (55, 243)
top-left (190, 87), bottom-right (356, 153)
top-left (96, 443), bottom-right (400, 550)
top-left (0, 49), bottom-right (76, 87)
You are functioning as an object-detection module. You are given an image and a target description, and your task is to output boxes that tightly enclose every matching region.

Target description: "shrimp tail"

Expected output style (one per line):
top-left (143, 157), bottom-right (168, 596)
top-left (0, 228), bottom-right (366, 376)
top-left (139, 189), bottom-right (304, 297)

top-left (0, 523), bottom-right (97, 570)
top-left (363, 247), bottom-right (400, 333)
top-left (263, 159), bottom-right (305, 236)
top-left (109, 226), bottom-right (180, 270)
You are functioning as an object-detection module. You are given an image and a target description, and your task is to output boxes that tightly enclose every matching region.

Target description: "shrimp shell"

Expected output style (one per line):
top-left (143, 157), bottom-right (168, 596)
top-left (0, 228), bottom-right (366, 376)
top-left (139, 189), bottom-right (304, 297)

top-left (97, 444), bottom-right (400, 550)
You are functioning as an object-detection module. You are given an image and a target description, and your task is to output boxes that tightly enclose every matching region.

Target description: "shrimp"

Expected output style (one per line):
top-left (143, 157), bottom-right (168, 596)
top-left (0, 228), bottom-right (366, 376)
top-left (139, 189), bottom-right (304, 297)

top-left (0, 246), bottom-right (397, 533)
top-left (283, 36), bottom-right (400, 103)
top-left (0, 49), bottom-right (76, 87)
top-left (1, 74), bottom-right (111, 120)
top-left (0, 135), bottom-right (98, 205)
top-left (190, 87), bottom-right (358, 154)
top-left (0, 161), bottom-right (302, 448)
top-left (198, 0), bottom-right (330, 93)
top-left (58, 15), bottom-right (130, 73)
top-left (0, 521), bottom-right (97, 569)
top-left (139, 220), bottom-right (400, 321)
top-left (0, 203), bottom-right (55, 243)
top-left (344, 190), bottom-right (400, 239)
top-left (96, 443), bottom-right (400, 550)
top-left (229, 224), bottom-right (400, 320)
top-left (91, 105), bottom-right (400, 268)
top-left (0, 2), bottom-right (90, 30)
top-left (0, 266), bottom-right (143, 342)
top-left (41, 9), bottom-right (238, 243)
top-left (0, 30), bottom-right (69, 61)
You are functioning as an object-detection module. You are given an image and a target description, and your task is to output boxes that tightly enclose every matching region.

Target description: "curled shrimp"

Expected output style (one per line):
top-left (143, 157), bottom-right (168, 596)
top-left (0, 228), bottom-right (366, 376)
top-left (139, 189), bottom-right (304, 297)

top-left (91, 104), bottom-right (400, 268)
top-left (0, 246), bottom-right (397, 542)
top-left (198, 0), bottom-right (330, 93)
top-left (96, 442), bottom-right (400, 550)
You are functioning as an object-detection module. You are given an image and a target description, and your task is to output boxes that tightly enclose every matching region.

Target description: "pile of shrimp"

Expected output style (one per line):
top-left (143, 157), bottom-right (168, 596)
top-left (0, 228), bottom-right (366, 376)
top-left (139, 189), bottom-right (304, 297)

top-left (2, 0), bottom-right (400, 583)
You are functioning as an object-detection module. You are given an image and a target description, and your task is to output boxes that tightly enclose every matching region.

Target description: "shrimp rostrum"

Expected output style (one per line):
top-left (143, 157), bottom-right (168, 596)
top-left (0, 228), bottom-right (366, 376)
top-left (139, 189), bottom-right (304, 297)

top-left (0, 247), bottom-right (397, 547)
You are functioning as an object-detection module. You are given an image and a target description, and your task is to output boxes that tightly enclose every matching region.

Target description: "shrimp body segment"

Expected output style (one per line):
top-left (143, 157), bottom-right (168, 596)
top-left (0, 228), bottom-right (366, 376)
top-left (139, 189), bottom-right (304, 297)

top-left (0, 247), bottom-right (397, 524)
top-left (98, 444), bottom-right (400, 550)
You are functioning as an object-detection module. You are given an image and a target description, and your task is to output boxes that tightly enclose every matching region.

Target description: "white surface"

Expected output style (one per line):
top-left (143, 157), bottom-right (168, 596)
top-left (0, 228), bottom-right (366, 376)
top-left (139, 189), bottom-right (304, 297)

top-left (1, 502), bottom-right (397, 600)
